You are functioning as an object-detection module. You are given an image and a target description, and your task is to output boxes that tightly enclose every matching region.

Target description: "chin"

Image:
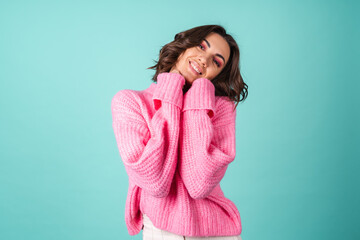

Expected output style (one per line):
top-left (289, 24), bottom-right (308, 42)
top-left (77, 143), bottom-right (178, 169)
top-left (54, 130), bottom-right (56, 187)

top-left (182, 74), bottom-right (193, 84)
top-left (185, 78), bottom-right (194, 85)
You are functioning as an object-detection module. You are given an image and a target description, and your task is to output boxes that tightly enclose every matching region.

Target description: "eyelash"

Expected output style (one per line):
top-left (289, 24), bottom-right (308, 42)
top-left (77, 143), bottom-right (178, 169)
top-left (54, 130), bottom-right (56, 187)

top-left (199, 43), bottom-right (221, 67)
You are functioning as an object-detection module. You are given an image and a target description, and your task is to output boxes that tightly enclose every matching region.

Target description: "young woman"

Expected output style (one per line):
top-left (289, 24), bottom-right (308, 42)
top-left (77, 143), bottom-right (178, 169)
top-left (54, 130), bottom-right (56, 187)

top-left (111, 25), bottom-right (248, 240)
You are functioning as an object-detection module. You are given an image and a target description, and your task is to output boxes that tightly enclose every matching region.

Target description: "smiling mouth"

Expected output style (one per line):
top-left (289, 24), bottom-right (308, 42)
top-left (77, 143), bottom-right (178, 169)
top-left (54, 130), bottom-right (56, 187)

top-left (189, 60), bottom-right (202, 75)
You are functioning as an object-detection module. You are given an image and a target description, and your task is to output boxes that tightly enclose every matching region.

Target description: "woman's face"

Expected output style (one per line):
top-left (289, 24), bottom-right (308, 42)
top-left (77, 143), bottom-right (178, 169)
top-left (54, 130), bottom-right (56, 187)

top-left (172, 32), bottom-right (231, 84)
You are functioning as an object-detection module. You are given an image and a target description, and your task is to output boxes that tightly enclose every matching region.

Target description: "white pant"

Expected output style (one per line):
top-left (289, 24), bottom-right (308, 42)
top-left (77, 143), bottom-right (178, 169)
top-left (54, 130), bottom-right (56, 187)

top-left (142, 213), bottom-right (242, 240)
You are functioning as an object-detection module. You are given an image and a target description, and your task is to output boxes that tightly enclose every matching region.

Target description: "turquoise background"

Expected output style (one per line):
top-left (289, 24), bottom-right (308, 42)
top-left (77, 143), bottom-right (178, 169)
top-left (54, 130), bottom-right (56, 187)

top-left (0, 0), bottom-right (359, 239)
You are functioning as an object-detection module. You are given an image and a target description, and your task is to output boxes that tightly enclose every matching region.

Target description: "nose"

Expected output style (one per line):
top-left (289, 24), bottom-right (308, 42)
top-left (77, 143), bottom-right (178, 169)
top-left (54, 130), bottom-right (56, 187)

top-left (198, 54), bottom-right (209, 68)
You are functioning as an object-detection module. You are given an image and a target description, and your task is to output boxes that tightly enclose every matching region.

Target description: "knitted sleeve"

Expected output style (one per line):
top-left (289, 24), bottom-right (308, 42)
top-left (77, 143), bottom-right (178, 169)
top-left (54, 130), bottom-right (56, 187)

top-left (111, 72), bottom-right (185, 198)
top-left (179, 78), bottom-right (237, 199)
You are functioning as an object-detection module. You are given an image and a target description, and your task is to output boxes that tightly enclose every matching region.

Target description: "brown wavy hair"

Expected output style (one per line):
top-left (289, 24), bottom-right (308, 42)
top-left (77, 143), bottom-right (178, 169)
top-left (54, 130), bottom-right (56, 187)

top-left (147, 24), bottom-right (248, 109)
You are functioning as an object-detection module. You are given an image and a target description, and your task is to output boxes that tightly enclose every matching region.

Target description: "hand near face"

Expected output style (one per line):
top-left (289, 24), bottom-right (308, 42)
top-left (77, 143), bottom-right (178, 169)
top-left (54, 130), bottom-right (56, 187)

top-left (169, 65), bottom-right (192, 94)
top-left (169, 65), bottom-right (181, 74)
top-left (170, 63), bottom-right (199, 84)
top-left (170, 64), bottom-right (207, 84)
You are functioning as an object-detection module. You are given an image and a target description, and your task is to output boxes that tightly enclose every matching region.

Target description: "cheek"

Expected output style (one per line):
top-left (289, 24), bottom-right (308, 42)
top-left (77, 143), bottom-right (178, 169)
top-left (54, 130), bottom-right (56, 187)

top-left (177, 54), bottom-right (187, 65)
top-left (179, 55), bottom-right (189, 67)
top-left (209, 69), bottom-right (221, 80)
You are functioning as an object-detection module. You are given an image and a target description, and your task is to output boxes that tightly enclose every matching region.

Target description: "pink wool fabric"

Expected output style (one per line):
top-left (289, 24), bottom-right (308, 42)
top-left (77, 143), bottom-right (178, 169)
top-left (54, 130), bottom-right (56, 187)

top-left (111, 72), bottom-right (242, 237)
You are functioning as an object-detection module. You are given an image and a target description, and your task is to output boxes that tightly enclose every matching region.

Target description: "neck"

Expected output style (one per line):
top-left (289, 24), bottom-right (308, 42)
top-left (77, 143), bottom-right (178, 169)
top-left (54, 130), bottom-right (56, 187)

top-left (182, 81), bottom-right (192, 94)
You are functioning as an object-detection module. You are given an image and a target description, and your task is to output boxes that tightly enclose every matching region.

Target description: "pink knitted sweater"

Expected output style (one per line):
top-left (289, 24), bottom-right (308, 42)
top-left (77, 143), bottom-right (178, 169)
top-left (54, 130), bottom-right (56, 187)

top-left (111, 72), bottom-right (242, 237)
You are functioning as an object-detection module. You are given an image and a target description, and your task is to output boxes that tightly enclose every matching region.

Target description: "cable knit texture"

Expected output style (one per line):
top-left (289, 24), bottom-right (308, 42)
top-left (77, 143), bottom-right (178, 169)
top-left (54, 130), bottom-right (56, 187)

top-left (111, 72), bottom-right (241, 237)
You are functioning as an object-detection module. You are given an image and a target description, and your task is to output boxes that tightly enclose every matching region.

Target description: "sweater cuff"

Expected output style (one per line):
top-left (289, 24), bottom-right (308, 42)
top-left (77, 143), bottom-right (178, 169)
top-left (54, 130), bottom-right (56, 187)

top-left (182, 78), bottom-right (216, 118)
top-left (152, 72), bottom-right (185, 109)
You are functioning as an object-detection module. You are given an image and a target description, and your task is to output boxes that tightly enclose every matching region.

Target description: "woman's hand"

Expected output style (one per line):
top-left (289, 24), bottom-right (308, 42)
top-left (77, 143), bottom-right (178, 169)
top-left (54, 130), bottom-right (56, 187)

top-left (169, 65), bottom-right (181, 74)
top-left (169, 66), bottom-right (190, 92)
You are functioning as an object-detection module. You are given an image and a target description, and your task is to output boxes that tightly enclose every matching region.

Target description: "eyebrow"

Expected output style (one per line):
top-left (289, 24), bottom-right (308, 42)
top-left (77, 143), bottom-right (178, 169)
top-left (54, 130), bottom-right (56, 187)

top-left (204, 38), bottom-right (226, 65)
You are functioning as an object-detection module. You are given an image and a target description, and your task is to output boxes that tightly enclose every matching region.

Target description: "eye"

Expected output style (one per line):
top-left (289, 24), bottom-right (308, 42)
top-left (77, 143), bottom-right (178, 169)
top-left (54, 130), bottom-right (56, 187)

top-left (199, 42), bottom-right (221, 67)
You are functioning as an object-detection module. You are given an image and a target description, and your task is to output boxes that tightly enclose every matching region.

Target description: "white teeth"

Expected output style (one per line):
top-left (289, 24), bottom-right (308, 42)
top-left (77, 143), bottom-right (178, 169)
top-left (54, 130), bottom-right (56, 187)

top-left (190, 61), bottom-right (201, 74)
